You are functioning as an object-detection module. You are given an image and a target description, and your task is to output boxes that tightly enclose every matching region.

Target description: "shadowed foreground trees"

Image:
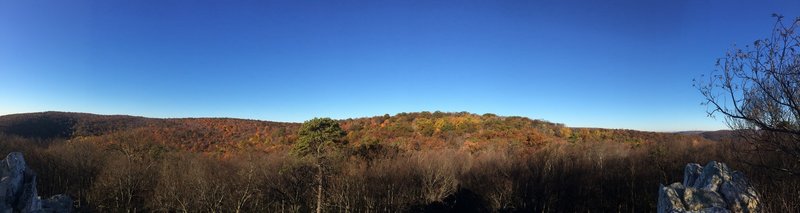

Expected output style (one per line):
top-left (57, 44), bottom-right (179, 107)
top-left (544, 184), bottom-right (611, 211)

top-left (2, 132), bottom-right (800, 212)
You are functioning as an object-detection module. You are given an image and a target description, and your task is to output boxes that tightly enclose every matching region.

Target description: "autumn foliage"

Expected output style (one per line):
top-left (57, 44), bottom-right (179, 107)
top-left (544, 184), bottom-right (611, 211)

top-left (0, 111), bottom-right (798, 212)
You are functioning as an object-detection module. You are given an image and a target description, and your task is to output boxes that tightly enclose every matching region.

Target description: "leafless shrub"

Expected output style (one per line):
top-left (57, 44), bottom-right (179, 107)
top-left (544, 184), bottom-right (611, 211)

top-left (414, 150), bottom-right (465, 204)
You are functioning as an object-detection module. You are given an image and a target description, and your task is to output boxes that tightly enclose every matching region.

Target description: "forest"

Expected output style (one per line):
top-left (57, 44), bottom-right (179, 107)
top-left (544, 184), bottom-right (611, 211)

top-left (2, 0), bottom-right (800, 212)
top-left (0, 111), bottom-right (797, 212)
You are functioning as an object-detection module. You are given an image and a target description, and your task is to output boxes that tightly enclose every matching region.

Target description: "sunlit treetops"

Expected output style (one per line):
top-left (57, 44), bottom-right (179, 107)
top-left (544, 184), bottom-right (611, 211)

top-left (0, 111), bottom-right (711, 155)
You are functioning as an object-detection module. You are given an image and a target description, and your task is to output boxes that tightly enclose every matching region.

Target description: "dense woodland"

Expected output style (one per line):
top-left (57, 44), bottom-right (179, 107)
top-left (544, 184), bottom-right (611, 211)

top-left (0, 111), bottom-right (798, 212)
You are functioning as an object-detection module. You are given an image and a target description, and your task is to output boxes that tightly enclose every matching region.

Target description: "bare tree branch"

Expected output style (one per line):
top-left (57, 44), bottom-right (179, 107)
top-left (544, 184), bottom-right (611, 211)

top-left (697, 15), bottom-right (800, 175)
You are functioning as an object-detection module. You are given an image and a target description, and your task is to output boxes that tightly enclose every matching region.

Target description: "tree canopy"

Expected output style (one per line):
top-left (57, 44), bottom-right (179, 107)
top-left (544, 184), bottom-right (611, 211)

top-left (292, 117), bottom-right (346, 158)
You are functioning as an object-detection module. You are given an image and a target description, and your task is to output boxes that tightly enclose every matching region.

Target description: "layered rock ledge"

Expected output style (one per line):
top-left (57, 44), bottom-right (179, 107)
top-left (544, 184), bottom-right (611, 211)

top-left (658, 161), bottom-right (760, 213)
top-left (0, 152), bottom-right (72, 213)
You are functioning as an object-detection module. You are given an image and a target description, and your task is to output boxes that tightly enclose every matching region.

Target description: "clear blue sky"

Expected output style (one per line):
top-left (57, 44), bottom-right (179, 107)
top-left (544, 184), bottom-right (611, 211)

top-left (1, 0), bottom-right (799, 131)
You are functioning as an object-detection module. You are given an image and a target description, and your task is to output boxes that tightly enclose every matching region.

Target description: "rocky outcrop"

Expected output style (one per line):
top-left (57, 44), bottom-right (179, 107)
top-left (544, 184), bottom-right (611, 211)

top-left (0, 152), bottom-right (72, 213)
top-left (658, 161), bottom-right (760, 213)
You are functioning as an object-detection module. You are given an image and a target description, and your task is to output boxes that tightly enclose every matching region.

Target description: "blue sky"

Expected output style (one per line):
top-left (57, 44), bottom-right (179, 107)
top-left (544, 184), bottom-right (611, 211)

top-left (1, 0), bottom-right (799, 131)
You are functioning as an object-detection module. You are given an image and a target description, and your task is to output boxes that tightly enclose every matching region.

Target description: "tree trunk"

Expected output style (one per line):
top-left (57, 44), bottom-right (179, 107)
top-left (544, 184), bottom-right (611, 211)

top-left (316, 163), bottom-right (323, 213)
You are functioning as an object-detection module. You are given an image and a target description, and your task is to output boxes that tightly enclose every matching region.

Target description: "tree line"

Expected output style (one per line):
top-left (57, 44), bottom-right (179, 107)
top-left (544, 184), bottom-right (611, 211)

top-left (1, 118), bottom-right (798, 212)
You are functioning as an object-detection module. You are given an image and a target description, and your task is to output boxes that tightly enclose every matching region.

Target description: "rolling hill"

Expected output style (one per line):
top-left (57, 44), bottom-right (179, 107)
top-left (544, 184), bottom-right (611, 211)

top-left (0, 111), bottom-right (721, 154)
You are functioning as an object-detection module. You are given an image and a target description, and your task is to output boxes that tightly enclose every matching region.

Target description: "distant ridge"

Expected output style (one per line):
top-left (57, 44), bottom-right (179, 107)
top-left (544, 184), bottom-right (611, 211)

top-left (674, 130), bottom-right (737, 141)
top-left (0, 111), bottom-right (723, 154)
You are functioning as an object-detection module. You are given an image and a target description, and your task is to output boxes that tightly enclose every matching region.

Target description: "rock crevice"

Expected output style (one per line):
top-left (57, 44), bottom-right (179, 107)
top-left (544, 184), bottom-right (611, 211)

top-left (658, 161), bottom-right (760, 213)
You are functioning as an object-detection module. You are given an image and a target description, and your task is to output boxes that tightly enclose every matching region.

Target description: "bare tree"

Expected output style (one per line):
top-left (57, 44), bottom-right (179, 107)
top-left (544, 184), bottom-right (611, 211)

top-left (696, 14), bottom-right (800, 175)
top-left (416, 150), bottom-right (462, 203)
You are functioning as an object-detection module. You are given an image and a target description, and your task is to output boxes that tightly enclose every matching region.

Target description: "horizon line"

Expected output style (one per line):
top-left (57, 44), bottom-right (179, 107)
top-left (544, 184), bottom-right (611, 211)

top-left (0, 110), bottom-right (730, 133)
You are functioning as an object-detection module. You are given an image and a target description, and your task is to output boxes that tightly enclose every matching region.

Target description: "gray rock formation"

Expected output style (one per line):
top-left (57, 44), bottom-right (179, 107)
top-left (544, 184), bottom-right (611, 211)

top-left (658, 161), bottom-right (760, 213)
top-left (0, 152), bottom-right (72, 213)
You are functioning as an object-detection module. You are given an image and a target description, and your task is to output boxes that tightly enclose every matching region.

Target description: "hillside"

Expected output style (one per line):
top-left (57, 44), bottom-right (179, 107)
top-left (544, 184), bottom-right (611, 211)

top-left (0, 111), bottom-right (795, 212)
top-left (0, 111), bottom-right (298, 153)
top-left (0, 111), bottom-right (716, 154)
